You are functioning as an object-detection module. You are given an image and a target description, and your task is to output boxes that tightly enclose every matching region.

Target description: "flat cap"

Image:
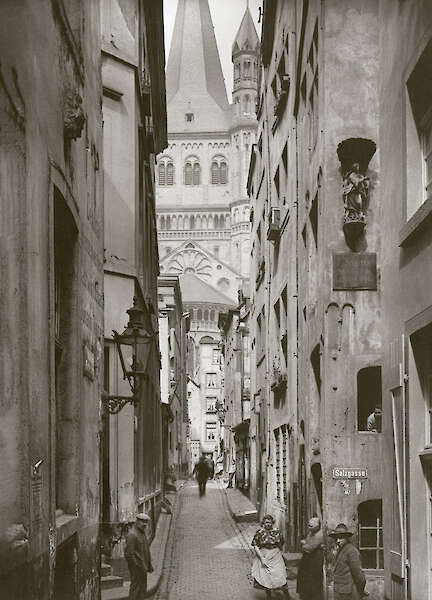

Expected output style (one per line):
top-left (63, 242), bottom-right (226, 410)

top-left (136, 512), bottom-right (151, 521)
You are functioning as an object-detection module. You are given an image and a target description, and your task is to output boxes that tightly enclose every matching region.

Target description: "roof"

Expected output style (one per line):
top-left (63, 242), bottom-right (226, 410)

top-left (179, 273), bottom-right (235, 306)
top-left (165, 0), bottom-right (231, 132)
top-left (232, 6), bottom-right (259, 55)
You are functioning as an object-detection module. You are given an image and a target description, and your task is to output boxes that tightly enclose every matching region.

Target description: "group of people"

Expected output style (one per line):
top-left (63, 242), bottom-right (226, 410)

top-left (251, 515), bottom-right (369, 600)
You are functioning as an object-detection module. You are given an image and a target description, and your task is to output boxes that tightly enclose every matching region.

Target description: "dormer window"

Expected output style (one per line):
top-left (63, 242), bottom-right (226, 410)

top-left (185, 112), bottom-right (194, 122)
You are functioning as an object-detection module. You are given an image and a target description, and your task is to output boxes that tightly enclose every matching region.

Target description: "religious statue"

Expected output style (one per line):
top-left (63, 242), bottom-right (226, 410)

top-left (342, 162), bottom-right (369, 223)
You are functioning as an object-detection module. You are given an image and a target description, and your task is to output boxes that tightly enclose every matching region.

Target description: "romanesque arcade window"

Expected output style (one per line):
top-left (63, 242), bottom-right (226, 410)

top-left (158, 157), bottom-right (174, 186)
top-left (211, 157), bottom-right (228, 185)
top-left (184, 156), bottom-right (200, 185)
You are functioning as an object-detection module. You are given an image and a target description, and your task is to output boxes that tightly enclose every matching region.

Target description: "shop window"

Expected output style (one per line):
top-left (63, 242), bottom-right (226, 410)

top-left (357, 366), bottom-right (382, 432)
top-left (358, 500), bottom-right (384, 569)
top-left (406, 38), bottom-right (432, 219)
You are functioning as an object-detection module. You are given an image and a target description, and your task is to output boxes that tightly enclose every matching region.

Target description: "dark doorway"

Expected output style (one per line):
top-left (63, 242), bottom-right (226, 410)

top-left (54, 537), bottom-right (77, 599)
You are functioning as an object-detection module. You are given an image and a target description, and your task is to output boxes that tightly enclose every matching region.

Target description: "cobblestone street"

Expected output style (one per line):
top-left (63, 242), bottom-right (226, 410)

top-left (157, 481), bottom-right (266, 600)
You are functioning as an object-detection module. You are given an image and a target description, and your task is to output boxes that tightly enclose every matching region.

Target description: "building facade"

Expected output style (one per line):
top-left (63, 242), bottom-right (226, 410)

top-left (101, 0), bottom-right (167, 574)
top-left (379, 3), bottom-right (432, 599)
top-left (156, 0), bottom-right (258, 461)
top-left (249, 0), bottom-right (385, 597)
top-left (0, 1), bottom-right (104, 598)
top-left (158, 275), bottom-right (190, 484)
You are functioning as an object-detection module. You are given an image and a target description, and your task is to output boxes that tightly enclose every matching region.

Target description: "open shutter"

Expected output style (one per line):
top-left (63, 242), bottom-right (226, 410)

top-left (386, 334), bottom-right (408, 598)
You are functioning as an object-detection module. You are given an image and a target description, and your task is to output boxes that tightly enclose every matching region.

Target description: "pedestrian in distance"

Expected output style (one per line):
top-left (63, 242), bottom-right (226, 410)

top-left (329, 523), bottom-right (369, 600)
top-left (296, 516), bottom-right (324, 600)
top-left (226, 458), bottom-right (236, 488)
top-left (206, 455), bottom-right (215, 479)
top-left (124, 513), bottom-right (154, 600)
top-left (193, 453), bottom-right (210, 496)
top-left (251, 514), bottom-right (291, 599)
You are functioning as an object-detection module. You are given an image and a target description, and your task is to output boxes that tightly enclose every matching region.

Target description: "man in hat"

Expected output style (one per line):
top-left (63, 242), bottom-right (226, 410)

top-left (329, 523), bottom-right (368, 600)
top-left (193, 454), bottom-right (211, 496)
top-left (124, 513), bottom-right (153, 599)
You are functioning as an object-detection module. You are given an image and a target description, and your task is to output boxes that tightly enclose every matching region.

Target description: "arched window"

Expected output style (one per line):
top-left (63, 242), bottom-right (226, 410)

top-left (243, 94), bottom-right (250, 114)
top-left (358, 500), bottom-right (383, 569)
top-left (185, 162), bottom-right (192, 185)
top-left (158, 157), bottom-right (174, 186)
top-left (211, 157), bottom-right (228, 185)
top-left (357, 366), bottom-right (382, 432)
top-left (193, 163), bottom-right (200, 185)
top-left (185, 156), bottom-right (200, 186)
top-left (167, 162), bottom-right (174, 185)
top-left (190, 215), bottom-right (195, 230)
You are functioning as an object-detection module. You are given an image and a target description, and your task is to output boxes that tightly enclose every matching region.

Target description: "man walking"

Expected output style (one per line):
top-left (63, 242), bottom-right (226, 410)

top-left (124, 513), bottom-right (153, 599)
top-left (226, 458), bottom-right (236, 488)
top-left (193, 454), bottom-right (210, 496)
top-left (329, 523), bottom-right (368, 600)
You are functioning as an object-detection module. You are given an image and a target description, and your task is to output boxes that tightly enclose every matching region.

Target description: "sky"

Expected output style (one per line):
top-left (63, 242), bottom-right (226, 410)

top-left (163, 0), bottom-right (262, 102)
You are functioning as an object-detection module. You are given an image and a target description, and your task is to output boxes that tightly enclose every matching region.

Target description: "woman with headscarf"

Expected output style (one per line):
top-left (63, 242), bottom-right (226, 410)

top-left (296, 516), bottom-right (324, 600)
top-left (251, 514), bottom-right (290, 599)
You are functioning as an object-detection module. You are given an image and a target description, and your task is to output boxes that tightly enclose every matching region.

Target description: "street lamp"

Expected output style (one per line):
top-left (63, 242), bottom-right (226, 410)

top-left (103, 297), bottom-right (155, 414)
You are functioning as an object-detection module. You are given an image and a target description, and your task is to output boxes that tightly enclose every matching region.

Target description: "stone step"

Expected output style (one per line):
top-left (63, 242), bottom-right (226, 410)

top-left (101, 584), bottom-right (129, 600)
top-left (101, 575), bottom-right (124, 590)
top-left (101, 563), bottom-right (112, 577)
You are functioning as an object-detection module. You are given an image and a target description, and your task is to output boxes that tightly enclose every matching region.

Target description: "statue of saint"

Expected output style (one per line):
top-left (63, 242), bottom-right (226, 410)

top-left (342, 162), bottom-right (369, 222)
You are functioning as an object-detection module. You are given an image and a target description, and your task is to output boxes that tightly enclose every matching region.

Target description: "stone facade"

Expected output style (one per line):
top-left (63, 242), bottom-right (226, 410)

top-left (249, 1), bottom-right (385, 597)
top-left (101, 0), bottom-right (167, 576)
top-left (0, 1), bottom-right (104, 598)
top-left (158, 276), bottom-right (190, 483)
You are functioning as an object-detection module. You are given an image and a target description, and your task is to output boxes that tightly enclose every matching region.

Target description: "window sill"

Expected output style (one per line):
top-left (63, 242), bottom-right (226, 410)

top-left (399, 196), bottom-right (432, 247)
top-left (56, 511), bottom-right (78, 545)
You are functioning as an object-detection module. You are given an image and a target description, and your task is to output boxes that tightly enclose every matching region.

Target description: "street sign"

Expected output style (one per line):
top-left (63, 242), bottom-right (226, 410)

top-left (332, 467), bottom-right (368, 479)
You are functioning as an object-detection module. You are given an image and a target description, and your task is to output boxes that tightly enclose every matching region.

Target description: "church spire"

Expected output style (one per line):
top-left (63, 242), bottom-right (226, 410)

top-left (165, 0), bottom-right (230, 132)
top-left (232, 3), bottom-right (259, 55)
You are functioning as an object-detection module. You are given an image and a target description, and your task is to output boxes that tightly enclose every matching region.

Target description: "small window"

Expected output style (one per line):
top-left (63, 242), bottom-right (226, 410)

top-left (206, 397), bottom-right (216, 412)
top-left (357, 366), bottom-right (382, 432)
top-left (185, 112), bottom-right (194, 122)
top-left (358, 500), bottom-right (384, 569)
top-left (206, 373), bottom-right (217, 388)
top-left (206, 423), bottom-right (216, 441)
top-left (212, 349), bottom-right (221, 364)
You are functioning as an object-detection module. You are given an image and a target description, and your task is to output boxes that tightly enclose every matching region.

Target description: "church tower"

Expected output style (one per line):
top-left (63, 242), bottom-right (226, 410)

top-left (229, 4), bottom-right (259, 278)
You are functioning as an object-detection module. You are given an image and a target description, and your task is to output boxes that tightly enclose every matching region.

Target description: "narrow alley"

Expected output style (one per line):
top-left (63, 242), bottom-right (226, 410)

top-left (157, 482), bottom-right (264, 600)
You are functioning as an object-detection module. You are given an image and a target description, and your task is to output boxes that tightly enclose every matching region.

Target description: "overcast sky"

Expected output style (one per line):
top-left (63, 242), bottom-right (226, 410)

top-left (163, 0), bottom-right (262, 102)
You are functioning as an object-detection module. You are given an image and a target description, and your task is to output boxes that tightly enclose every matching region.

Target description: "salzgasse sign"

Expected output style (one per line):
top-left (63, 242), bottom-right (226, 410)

top-left (332, 467), bottom-right (368, 479)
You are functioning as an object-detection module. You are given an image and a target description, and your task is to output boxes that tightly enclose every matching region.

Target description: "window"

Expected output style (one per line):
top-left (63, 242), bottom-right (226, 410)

top-left (406, 38), bottom-right (432, 217)
top-left (274, 429), bottom-right (281, 501)
top-left (206, 423), bottom-right (216, 441)
top-left (206, 373), bottom-right (217, 388)
top-left (358, 500), bottom-right (384, 569)
top-left (184, 157), bottom-right (200, 186)
top-left (211, 157), bottom-right (228, 185)
top-left (54, 189), bottom-right (78, 513)
top-left (206, 397), bottom-right (216, 412)
top-left (357, 366), bottom-right (382, 432)
top-left (212, 349), bottom-right (221, 364)
top-left (185, 112), bottom-right (194, 122)
top-left (158, 157), bottom-right (175, 186)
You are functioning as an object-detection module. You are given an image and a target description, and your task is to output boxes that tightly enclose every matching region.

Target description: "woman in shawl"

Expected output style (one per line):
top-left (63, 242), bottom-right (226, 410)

top-left (296, 517), bottom-right (324, 600)
top-left (251, 514), bottom-right (290, 599)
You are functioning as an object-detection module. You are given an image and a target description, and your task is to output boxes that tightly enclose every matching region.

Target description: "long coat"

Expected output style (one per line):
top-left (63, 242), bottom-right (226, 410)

top-left (296, 531), bottom-right (324, 600)
top-left (333, 542), bottom-right (366, 598)
top-left (125, 526), bottom-right (152, 573)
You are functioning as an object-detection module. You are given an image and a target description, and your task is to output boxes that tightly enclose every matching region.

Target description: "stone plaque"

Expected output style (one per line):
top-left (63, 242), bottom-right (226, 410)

top-left (333, 252), bottom-right (377, 290)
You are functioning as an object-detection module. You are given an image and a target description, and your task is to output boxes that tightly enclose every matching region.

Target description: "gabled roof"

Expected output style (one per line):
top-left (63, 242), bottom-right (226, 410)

top-left (166, 0), bottom-right (230, 132)
top-left (232, 6), bottom-right (259, 55)
top-left (179, 273), bottom-right (235, 306)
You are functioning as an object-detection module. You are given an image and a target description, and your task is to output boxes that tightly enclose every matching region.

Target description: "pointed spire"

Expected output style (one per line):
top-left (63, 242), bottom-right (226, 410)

top-left (165, 0), bottom-right (230, 132)
top-left (232, 3), bottom-right (259, 56)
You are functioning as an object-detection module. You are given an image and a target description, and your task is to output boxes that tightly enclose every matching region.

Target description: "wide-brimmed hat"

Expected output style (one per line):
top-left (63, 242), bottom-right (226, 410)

top-left (136, 512), bottom-right (151, 522)
top-left (329, 523), bottom-right (353, 537)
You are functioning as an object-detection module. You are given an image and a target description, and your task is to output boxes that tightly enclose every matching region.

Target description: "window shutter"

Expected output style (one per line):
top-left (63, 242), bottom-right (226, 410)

top-left (211, 162), bottom-right (219, 185)
top-left (185, 162), bottom-right (192, 185)
top-left (220, 162), bottom-right (227, 184)
top-left (158, 163), bottom-right (165, 186)
top-left (193, 163), bottom-right (200, 185)
top-left (167, 162), bottom-right (174, 185)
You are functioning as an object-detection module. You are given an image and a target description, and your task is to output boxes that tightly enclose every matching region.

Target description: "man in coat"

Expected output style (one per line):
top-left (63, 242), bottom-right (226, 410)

top-left (193, 454), bottom-right (210, 496)
top-left (329, 523), bottom-right (368, 600)
top-left (124, 513), bottom-right (153, 599)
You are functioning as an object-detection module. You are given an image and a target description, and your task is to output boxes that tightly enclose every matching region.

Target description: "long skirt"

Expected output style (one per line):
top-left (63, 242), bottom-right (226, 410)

top-left (251, 547), bottom-right (287, 590)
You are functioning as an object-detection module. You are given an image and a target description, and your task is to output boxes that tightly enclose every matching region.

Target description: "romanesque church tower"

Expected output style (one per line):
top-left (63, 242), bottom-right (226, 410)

top-left (156, 0), bottom-right (258, 464)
